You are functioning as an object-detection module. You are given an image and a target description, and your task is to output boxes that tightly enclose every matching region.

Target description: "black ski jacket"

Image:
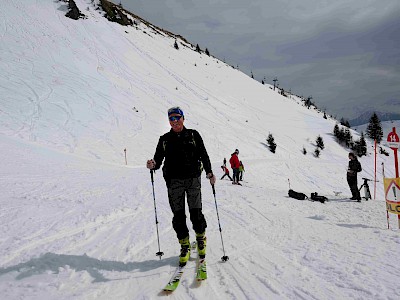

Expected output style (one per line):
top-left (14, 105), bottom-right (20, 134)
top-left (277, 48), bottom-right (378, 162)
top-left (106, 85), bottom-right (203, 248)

top-left (153, 127), bottom-right (212, 180)
top-left (347, 159), bottom-right (362, 177)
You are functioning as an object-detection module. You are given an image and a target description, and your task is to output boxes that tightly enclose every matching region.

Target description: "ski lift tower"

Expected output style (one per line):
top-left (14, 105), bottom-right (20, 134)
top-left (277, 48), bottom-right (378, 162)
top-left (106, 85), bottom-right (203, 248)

top-left (273, 77), bottom-right (278, 91)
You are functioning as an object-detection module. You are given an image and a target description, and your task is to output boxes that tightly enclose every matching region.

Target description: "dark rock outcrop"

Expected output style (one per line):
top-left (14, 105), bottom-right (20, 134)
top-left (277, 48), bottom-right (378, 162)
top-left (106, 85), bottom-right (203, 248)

top-left (65, 0), bottom-right (86, 20)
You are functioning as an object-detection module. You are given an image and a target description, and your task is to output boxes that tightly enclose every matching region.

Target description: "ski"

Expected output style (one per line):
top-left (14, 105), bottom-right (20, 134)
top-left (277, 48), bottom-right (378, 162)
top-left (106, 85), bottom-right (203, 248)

top-left (163, 264), bottom-right (186, 292)
top-left (191, 240), bottom-right (207, 281)
top-left (196, 258), bottom-right (207, 281)
top-left (163, 241), bottom-right (197, 292)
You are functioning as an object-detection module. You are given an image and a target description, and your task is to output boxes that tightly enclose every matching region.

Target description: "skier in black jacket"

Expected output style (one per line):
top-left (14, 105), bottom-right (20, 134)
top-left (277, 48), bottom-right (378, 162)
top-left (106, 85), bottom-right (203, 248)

top-left (347, 152), bottom-right (362, 201)
top-left (146, 107), bottom-right (215, 266)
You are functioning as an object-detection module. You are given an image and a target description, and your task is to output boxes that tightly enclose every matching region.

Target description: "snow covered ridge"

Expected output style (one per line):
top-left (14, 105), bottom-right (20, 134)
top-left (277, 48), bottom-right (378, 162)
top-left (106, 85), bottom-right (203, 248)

top-left (1, 1), bottom-right (400, 299)
top-left (1, 0), bottom-right (341, 165)
top-left (63, 0), bottom-right (193, 46)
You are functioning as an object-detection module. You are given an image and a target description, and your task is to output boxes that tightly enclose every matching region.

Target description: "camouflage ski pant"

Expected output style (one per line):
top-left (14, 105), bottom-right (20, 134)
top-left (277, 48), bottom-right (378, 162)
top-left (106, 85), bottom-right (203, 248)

top-left (167, 177), bottom-right (207, 240)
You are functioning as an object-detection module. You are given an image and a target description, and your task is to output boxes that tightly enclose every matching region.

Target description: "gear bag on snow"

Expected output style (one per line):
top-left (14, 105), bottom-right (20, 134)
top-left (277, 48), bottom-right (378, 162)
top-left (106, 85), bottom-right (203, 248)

top-left (288, 189), bottom-right (307, 200)
top-left (310, 192), bottom-right (327, 203)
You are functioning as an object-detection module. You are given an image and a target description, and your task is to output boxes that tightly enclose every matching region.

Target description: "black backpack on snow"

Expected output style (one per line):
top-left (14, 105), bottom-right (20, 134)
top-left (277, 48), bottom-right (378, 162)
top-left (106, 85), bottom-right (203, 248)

top-left (288, 189), bottom-right (307, 200)
top-left (310, 192), bottom-right (327, 203)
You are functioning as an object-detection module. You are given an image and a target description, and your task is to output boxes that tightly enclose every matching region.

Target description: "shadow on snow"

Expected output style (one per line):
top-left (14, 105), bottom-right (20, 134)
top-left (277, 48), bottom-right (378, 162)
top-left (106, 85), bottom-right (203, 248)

top-left (0, 252), bottom-right (176, 282)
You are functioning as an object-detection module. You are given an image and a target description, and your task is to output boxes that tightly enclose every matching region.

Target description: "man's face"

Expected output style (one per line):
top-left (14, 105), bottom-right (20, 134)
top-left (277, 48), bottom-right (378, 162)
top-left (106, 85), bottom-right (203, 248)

top-left (169, 114), bottom-right (184, 132)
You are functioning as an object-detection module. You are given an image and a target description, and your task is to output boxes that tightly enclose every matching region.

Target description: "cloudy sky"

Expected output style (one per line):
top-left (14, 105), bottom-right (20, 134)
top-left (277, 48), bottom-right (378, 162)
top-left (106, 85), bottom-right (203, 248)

top-left (121, 0), bottom-right (400, 120)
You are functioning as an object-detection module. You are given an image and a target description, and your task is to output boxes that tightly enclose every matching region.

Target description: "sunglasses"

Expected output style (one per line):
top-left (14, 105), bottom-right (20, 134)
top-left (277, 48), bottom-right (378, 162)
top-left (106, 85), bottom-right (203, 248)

top-left (169, 115), bottom-right (183, 121)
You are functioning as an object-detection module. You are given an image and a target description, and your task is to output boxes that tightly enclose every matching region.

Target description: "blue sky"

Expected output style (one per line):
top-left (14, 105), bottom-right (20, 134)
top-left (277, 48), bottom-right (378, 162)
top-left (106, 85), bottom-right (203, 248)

top-left (121, 0), bottom-right (400, 120)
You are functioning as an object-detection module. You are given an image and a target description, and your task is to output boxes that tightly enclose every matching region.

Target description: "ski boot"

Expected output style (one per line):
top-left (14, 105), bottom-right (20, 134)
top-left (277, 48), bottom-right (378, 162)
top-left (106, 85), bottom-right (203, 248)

top-left (196, 232), bottom-right (207, 259)
top-left (179, 236), bottom-right (191, 266)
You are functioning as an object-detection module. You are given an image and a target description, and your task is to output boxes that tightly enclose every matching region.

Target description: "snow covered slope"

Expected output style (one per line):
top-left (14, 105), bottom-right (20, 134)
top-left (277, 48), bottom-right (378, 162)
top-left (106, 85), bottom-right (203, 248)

top-left (1, 0), bottom-right (399, 299)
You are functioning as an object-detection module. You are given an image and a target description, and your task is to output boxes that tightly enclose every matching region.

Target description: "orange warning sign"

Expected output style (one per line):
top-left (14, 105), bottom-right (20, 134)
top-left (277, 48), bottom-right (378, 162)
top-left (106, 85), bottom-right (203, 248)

top-left (384, 178), bottom-right (400, 215)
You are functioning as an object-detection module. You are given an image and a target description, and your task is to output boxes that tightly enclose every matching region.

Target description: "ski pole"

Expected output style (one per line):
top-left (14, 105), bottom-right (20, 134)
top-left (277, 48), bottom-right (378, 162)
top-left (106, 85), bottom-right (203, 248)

top-left (150, 170), bottom-right (164, 259)
top-left (211, 184), bottom-right (229, 262)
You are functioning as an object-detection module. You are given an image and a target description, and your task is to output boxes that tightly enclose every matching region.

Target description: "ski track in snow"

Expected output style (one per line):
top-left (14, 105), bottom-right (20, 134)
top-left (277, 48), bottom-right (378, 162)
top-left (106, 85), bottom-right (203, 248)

top-left (3, 132), bottom-right (399, 299)
top-left (1, 0), bottom-right (400, 299)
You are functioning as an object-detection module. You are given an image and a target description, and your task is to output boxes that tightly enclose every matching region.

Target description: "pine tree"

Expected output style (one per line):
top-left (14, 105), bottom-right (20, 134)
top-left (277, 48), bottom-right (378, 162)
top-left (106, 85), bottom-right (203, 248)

top-left (344, 128), bottom-right (352, 147)
top-left (340, 118), bottom-right (350, 128)
top-left (323, 111), bottom-right (327, 119)
top-left (314, 148), bottom-right (320, 158)
top-left (366, 112), bottom-right (383, 143)
top-left (267, 133), bottom-right (277, 153)
top-left (195, 44), bottom-right (201, 53)
top-left (302, 147), bottom-right (307, 155)
top-left (174, 40), bottom-right (179, 50)
top-left (338, 127), bottom-right (345, 143)
top-left (358, 132), bottom-right (367, 156)
top-left (205, 48), bottom-right (210, 56)
top-left (333, 124), bottom-right (340, 139)
top-left (305, 97), bottom-right (312, 109)
top-left (316, 135), bottom-right (325, 150)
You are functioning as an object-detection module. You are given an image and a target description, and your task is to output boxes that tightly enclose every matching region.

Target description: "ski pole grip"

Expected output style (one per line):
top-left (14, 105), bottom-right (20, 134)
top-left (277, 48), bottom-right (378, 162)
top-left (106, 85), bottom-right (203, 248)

top-left (212, 184), bottom-right (216, 195)
top-left (150, 169), bottom-right (154, 182)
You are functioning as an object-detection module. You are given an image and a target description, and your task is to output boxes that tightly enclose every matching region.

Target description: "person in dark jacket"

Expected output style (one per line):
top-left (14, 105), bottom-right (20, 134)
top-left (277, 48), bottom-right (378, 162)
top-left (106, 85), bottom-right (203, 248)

top-left (347, 152), bottom-right (362, 201)
top-left (146, 107), bottom-right (215, 266)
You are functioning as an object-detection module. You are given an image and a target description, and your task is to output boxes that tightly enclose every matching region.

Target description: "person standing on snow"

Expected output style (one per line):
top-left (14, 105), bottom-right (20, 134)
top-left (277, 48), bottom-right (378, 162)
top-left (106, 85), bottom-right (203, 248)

top-left (229, 149), bottom-right (241, 185)
top-left (347, 152), bottom-right (362, 201)
top-left (239, 161), bottom-right (245, 181)
top-left (220, 165), bottom-right (233, 181)
top-left (146, 107), bottom-right (216, 266)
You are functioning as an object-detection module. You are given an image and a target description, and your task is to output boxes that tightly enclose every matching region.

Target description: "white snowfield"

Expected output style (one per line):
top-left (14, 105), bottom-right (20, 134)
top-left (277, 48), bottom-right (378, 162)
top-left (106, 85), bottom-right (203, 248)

top-left (1, 1), bottom-right (399, 299)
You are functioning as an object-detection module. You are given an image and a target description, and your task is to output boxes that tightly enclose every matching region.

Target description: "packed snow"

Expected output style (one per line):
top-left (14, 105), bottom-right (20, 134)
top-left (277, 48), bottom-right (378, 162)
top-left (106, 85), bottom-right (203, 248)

top-left (1, 1), bottom-right (399, 299)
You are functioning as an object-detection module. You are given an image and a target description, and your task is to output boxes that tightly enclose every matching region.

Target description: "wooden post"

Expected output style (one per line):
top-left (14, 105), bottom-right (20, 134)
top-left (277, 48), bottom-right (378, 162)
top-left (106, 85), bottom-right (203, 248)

top-left (124, 148), bottom-right (127, 165)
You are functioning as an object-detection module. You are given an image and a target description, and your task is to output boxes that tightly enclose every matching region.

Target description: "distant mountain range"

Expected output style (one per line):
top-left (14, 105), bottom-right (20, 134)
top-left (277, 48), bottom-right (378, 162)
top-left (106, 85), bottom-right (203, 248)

top-left (349, 111), bottom-right (400, 126)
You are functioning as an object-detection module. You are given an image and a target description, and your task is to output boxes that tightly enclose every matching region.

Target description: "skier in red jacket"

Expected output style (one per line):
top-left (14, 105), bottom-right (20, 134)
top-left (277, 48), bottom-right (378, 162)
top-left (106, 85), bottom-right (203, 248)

top-left (229, 149), bottom-right (241, 185)
top-left (220, 165), bottom-right (233, 181)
